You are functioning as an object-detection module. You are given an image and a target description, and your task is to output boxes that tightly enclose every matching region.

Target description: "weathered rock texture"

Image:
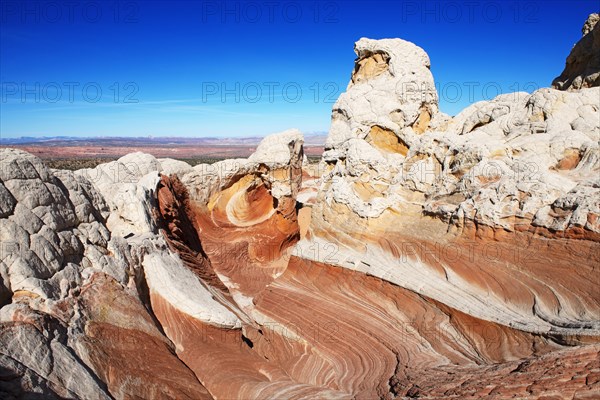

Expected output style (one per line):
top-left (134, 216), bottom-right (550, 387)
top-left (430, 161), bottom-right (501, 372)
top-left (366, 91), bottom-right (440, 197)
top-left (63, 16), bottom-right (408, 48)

top-left (0, 148), bottom-right (212, 399)
top-left (1, 16), bottom-right (599, 400)
top-left (553, 12), bottom-right (600, 90)
top-left (305, 35), bottom-right (600, 338)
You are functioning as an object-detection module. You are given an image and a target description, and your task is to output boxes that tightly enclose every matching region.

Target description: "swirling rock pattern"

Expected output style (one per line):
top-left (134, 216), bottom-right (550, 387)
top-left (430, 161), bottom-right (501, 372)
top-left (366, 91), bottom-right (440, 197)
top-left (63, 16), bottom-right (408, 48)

top-left (1, 16), bottom-right (600, 400)
top-left (306, 29), bottom-right (600, 339)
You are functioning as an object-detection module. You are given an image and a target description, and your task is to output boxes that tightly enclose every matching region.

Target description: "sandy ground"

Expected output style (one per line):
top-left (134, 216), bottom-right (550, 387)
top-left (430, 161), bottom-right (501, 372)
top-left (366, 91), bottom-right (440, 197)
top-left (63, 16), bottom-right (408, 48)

top-left (1, 144), bottom-right (324, 160)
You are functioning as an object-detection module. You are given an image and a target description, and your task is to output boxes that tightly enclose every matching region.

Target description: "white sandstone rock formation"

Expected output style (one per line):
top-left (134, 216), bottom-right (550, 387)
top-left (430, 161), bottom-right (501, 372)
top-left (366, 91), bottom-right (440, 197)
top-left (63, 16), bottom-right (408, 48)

top-left (1, 17), bottom-right (599, 400)
top-left (0, 149), bottom-right (222, 398)
top-left (144, 251), bottom-right (242, 329)
top-left (181, 129), bottom-right (304, 206)
top-left (303, 32), bottom-right (600, 337)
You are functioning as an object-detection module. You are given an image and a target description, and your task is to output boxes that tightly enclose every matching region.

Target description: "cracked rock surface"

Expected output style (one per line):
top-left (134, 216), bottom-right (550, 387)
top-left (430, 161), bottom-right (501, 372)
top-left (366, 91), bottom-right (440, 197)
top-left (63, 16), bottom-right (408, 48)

top-left (1, 16), bottom-right (599, 400)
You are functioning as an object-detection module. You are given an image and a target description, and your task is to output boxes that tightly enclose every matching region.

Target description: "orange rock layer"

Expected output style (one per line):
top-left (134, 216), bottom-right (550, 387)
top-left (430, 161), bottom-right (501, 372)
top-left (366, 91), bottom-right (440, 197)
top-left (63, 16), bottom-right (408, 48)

top-left (148, 171), bottom-right (599, 399)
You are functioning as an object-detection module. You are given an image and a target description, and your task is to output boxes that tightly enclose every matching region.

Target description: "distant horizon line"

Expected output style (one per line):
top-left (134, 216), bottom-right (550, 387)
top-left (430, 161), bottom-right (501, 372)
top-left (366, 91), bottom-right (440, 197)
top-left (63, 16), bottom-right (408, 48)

top-left (0, 131), bottom-right (330, 142)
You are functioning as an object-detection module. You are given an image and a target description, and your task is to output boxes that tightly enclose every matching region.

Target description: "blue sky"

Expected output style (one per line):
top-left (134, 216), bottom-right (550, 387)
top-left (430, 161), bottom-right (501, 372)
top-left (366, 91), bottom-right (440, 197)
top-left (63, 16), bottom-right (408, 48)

top-left (0, 0), bottom-right (597, 138)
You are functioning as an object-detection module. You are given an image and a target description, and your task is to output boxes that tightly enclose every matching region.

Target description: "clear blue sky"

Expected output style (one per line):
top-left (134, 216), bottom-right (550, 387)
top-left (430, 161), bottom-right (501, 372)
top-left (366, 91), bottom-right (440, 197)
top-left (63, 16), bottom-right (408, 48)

top-left (0, 0), bottom-right (597, 138)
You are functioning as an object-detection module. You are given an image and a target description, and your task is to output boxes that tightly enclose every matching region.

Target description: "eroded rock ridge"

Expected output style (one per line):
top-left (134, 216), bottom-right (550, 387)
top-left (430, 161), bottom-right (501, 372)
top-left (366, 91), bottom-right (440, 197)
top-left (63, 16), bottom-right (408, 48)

top-left (1, 17), bottom-right (599, 400)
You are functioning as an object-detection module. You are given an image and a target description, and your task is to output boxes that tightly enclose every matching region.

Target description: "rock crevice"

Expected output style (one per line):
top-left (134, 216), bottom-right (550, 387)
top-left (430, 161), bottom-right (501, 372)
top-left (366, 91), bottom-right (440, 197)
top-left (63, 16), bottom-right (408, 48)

top-left (1, 16), bottom-right (600, 400)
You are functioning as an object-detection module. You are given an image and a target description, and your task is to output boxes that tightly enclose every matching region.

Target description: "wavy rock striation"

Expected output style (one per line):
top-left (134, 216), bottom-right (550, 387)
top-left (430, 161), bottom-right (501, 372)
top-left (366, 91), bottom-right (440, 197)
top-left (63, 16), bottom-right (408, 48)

top-left (304, 33), bottom-right (600, 339)
top-left (1, 16), bottom-right (599, 400)
top-left (0, 149), bottom-right (211, 399)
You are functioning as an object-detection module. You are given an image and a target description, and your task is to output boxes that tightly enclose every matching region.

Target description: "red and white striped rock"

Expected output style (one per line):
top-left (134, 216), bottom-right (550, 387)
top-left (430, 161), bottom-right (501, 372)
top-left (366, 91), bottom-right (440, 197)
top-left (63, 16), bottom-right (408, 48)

top-left (1, 15), bottom-right (599, 400)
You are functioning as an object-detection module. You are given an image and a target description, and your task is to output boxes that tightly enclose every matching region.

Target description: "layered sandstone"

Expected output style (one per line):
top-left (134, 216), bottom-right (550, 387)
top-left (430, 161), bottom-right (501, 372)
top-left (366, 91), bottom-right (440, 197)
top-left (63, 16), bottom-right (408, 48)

top-left (0, 149), bottom-right (212, 399)
top-left (1, 15), bottom-right (599, 400)
top-left (303, 35), bottom-right (600, 339)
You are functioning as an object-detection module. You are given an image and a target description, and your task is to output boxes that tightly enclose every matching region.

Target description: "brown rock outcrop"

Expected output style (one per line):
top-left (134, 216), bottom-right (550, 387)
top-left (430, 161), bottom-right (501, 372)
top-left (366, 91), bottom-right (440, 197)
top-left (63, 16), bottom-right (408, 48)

top-left (553, 13), bottom-right (600, 90)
